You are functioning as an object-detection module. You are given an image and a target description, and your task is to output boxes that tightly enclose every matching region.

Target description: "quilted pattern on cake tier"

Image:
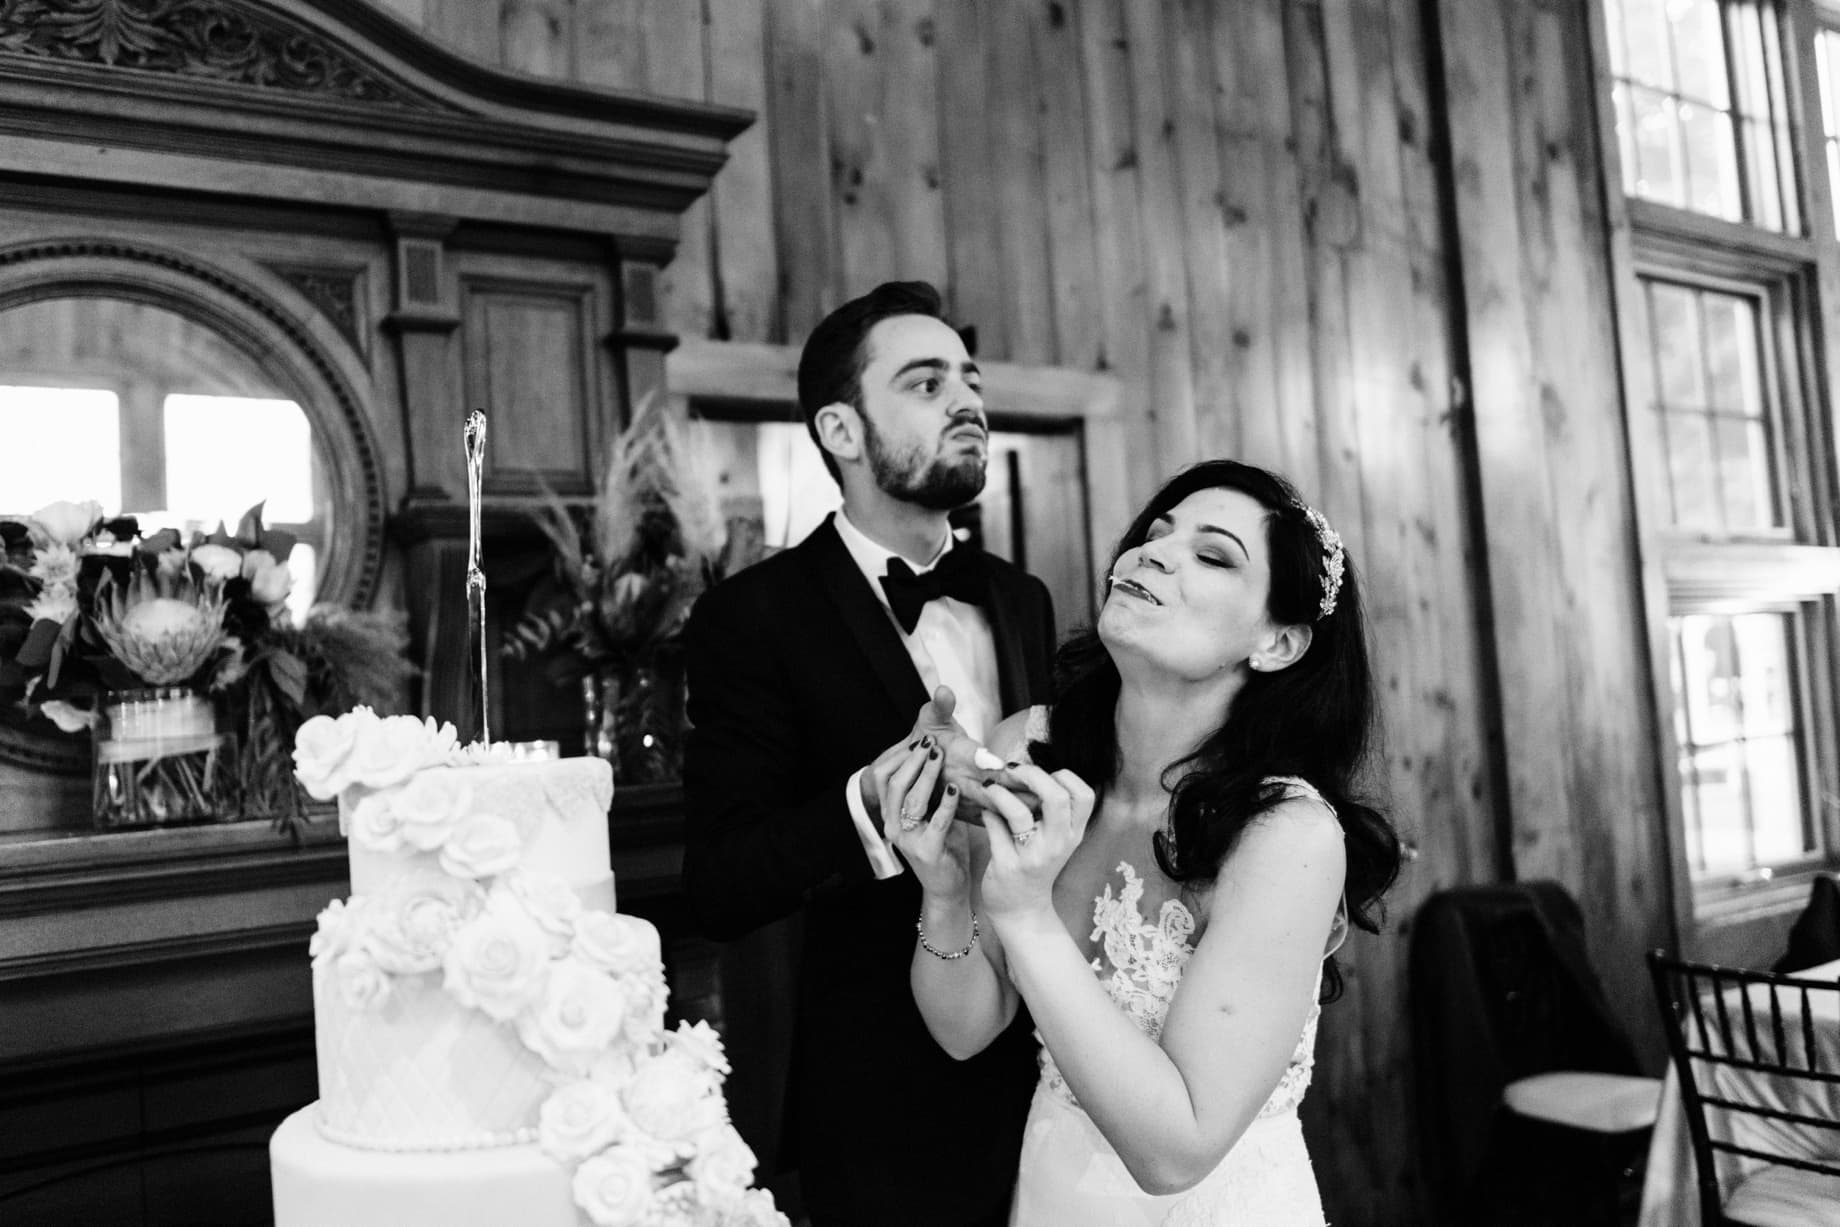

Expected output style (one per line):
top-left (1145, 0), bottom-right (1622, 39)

top-left (317, 969), bottom-right (551, 1149)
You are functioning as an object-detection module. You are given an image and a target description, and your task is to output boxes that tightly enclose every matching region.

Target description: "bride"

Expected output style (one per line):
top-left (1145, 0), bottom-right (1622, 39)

top-left (876, 460), bottom-right (1402, 1225)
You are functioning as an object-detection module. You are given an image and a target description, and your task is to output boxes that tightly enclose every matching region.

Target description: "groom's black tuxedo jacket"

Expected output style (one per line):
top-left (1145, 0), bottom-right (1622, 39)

top-left (682, 516), bottom-right (1055, 1227)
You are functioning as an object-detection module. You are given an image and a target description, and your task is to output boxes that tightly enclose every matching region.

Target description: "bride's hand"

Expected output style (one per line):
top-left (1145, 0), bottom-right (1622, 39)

top-left (978, 762), bottom-right (1094, 923)
top-left (876, 737), bottom-right (971, 899)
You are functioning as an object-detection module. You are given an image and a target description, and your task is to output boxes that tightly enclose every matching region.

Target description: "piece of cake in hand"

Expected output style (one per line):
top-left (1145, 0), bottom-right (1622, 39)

top-left (269, 707), bottom-right (789, 1227)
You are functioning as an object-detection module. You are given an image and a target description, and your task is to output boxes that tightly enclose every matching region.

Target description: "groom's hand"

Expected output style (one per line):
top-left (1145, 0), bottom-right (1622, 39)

top-left (890, 687), bottom-right (1040, 824)
top-left (861, 686), bottom-right (1031, 822)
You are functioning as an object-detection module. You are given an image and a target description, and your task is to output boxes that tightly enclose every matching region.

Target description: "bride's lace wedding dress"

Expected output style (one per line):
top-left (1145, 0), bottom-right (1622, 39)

top-left (1008, 716), bottom-right (1339, 1225)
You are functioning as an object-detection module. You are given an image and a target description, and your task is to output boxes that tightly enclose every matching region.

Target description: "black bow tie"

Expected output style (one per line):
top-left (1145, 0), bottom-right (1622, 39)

top-left (880, 549), bottom-right (983, 634)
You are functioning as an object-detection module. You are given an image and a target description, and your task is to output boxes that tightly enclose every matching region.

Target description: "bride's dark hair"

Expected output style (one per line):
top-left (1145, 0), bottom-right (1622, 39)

top-left (1032, 459), bottom-right (1401, 1001)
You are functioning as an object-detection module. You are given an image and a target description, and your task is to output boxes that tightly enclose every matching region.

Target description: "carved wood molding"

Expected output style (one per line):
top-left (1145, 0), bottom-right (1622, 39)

top-left (270, 262), bottom-right (364, 354)
top-left (0, 0), bottom-right (752, 230)
top-left (0, 0), bottom-right (443, 109)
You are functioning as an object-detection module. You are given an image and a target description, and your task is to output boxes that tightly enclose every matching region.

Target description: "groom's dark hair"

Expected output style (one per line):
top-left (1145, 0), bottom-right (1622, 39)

top-left (797, 280), bottom-right (950, 485)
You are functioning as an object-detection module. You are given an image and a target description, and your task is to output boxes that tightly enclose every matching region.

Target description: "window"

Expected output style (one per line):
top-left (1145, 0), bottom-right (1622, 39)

top-left (1607, 0), bottom-right (1799, 230)
top-left (0, 386), bottom-right (325, 623)
top-left (1816, 25), bottom-right (1840, 231)
top-left (1603, 0), bottom-right (1840, 915)
top-left (0, 386), bottom-right (123, 513)
top-left (161, 393), bottom-right (321, 622)
top-left (1641, 279), bottom-right (1783, 532)
top-left (1671, 611), bottom-right (1817, 880)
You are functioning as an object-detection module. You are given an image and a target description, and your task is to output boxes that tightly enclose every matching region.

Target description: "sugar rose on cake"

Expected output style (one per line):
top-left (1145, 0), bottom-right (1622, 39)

top-left (270, 706), bottom-right (790, 1227)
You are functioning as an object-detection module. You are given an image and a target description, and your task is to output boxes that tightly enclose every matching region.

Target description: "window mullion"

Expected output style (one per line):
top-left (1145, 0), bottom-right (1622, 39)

top-left (1724, 0), bottom-right (1758, 221)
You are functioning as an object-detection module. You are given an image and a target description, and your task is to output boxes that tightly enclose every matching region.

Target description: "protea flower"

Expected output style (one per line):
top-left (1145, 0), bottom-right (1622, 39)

top-left (93, 570), bottom-right (229, 686)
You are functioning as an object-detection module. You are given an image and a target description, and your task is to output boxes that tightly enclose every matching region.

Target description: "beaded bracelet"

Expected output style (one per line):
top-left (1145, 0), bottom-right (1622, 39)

top-left (917, 911), bottom-right (979, 960)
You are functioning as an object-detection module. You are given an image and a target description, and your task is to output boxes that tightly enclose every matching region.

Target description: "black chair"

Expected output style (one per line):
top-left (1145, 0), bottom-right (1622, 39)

top-left (1647, 952), bottom-right (1840, 1226)
top-left (1412, 881), bottom-right (1661, 1225)
top-left (1773, 873), bottom-right (1840, 974)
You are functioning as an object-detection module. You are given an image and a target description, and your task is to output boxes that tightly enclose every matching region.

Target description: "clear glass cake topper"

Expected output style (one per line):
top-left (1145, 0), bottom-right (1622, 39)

top-left (463, 409), bottom-right (490, 747)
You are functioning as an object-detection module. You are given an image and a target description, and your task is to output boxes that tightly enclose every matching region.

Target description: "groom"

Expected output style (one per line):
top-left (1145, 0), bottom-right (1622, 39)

top-left (681, 281), bottom-right (1056, 1227)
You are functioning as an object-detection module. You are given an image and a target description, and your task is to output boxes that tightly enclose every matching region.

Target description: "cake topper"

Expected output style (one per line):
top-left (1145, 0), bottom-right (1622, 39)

top-left (463, 409), bottom-right (491, 746)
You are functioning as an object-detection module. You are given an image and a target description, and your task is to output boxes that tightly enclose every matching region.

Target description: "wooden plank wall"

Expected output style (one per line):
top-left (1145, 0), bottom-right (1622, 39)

top-left (1438, 0), bottom-right (1672, 1049)
top-left (365, 1), bottom-right (1663, 1221)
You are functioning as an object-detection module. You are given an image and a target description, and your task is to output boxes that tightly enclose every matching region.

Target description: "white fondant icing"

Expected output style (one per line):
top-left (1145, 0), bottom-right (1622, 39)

top-left (312, 756), bottom-right (617, 1152)
top-left (313, 961), bottom-right (555, 1151)
top-left (277, 743), bottom-right (783, 1224)
top-left (271, 1107), bottom-right (585, 1226)
top-left (343, 759), bottom-right (612, 898)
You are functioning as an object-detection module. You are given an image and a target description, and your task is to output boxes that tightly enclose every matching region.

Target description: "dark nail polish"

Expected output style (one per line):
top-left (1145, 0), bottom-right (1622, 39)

top-left (928, 748), bottom-right (940, 760)
top-left (1005, 761), bottom-right (1020, 770)
top-left (945, 784), bottom-right (958, 796)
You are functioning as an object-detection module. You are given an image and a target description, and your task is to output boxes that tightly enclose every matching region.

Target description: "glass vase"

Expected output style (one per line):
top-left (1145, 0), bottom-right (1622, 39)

top-left (92, 687), bottom-right (233, 829)
top-left (582, 673), bottom-right (618, 762)
top-left (611, 661), bottom-right (685, 785)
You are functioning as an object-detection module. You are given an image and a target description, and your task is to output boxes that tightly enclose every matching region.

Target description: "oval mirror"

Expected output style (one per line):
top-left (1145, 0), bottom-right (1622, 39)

top-left (0, 297), bottom-right (337, 617)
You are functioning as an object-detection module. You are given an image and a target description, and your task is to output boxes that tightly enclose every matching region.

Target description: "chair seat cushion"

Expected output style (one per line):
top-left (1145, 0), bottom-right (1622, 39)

top-left (1727, 1164), bottom-right (1840, 1226)
top-left (1502, 1071), bottom-right (1662, 1133)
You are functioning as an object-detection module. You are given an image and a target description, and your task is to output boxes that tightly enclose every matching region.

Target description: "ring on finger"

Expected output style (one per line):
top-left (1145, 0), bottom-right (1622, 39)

top-left (1013, 824), bottom-right (1039, 847)
top-left (898, 813), bottom-right (924, 831)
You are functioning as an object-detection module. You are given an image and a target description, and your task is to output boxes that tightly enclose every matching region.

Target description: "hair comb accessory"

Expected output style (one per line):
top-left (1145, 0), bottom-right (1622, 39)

top-left (1297, 503), bottom-right (1344, 620)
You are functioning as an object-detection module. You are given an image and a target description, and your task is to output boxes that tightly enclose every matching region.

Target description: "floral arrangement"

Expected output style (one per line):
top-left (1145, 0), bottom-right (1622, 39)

top-left (293, 708), bottom-right (787, 1227)
top-left (505, 396), bottom-right (765, 783)
top-left (0, 498), bottom-right (412, 833)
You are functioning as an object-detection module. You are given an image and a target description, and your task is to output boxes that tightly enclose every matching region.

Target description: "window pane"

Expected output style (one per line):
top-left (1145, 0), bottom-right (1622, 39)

top-left (1700, 294), bottom-right (1749, 410)
top-left (1712, 413), bottom-right (1776, 528)
top-left (1613, 0), bottom-right (1792, 228)
top-left (1681, 102), bottom-right (1743, 219)
top-left (1820, 29), bottom-right (1840, 234)
top-left (1631, 86), bottom-right (1686, 207)
top-left (286, 542), bottom-right (317, 624)
top-left (1679, 615), bottom-right (1741, 743)
top-left (1674, 0), bottom-right (1731, 105)
top-left (1688, 742), bottom-right (1751, 875)
top-left (1671, 612), bottom-right (1815, 880)
top-left (0, 386), bottom-right (122, 516)
top-left (161, 394), bottom-right (314, 528)
top-left (1650, 282), bottom-right (1704, 408)
top-left (1733, 613), bottom-right (1794, 736)
top-left (1747, 735), bottom-right (1813, 863)
top-left (1623, 0), bottom-right (1676, 89)
top-left (1665, 410), bottom-right (1720, 528)
top-left (1821, 28), bottom-right (1840, 137)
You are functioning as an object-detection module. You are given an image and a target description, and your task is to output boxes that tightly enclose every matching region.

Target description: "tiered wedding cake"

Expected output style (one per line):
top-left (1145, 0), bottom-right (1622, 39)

top-left (269, 708), bottom-right (786, 1227)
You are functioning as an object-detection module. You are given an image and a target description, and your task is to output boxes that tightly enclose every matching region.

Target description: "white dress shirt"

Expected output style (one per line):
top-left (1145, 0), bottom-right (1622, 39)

top-left (833, 509), bottom-right (1002, 879)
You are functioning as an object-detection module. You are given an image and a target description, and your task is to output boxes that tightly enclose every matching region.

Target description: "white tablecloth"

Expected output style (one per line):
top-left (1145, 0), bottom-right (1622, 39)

top-left (1637, 959), bottom-right (1840, 1227)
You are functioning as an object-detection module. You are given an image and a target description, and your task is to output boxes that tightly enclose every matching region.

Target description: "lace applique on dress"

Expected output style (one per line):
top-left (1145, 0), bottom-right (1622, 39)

top-left (1036, 862), bottom-right (1323, 1120)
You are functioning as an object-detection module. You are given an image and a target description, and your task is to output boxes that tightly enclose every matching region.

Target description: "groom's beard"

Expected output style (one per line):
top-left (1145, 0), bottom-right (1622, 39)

top-left (863, 414), bottom-right (987, 511)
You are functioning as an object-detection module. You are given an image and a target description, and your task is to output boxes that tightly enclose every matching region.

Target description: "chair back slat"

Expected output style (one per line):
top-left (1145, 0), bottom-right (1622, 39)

top-left (1690, 965), bottom-right (1713, 1053)
top-left (1769, 985), bottom-right (1786, 1069)
top-left (1707, 1139), bottom-right (1840, 1179)
top-left (1738, 971), bottom-right (1760, 1062)
top-left (1802, 985), bottom-right (1818, 1072)
top-left (1648, 951), bottom-right (1840, 1227)
top-left (1712, 968), bottom-right (1735, 1055)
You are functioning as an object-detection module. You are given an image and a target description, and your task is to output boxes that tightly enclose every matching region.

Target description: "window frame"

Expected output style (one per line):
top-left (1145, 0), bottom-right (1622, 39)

top-left (1667, 598), bottom-right (1836, 901)
top-left (1597, 0), bottom-right (1840, 937)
